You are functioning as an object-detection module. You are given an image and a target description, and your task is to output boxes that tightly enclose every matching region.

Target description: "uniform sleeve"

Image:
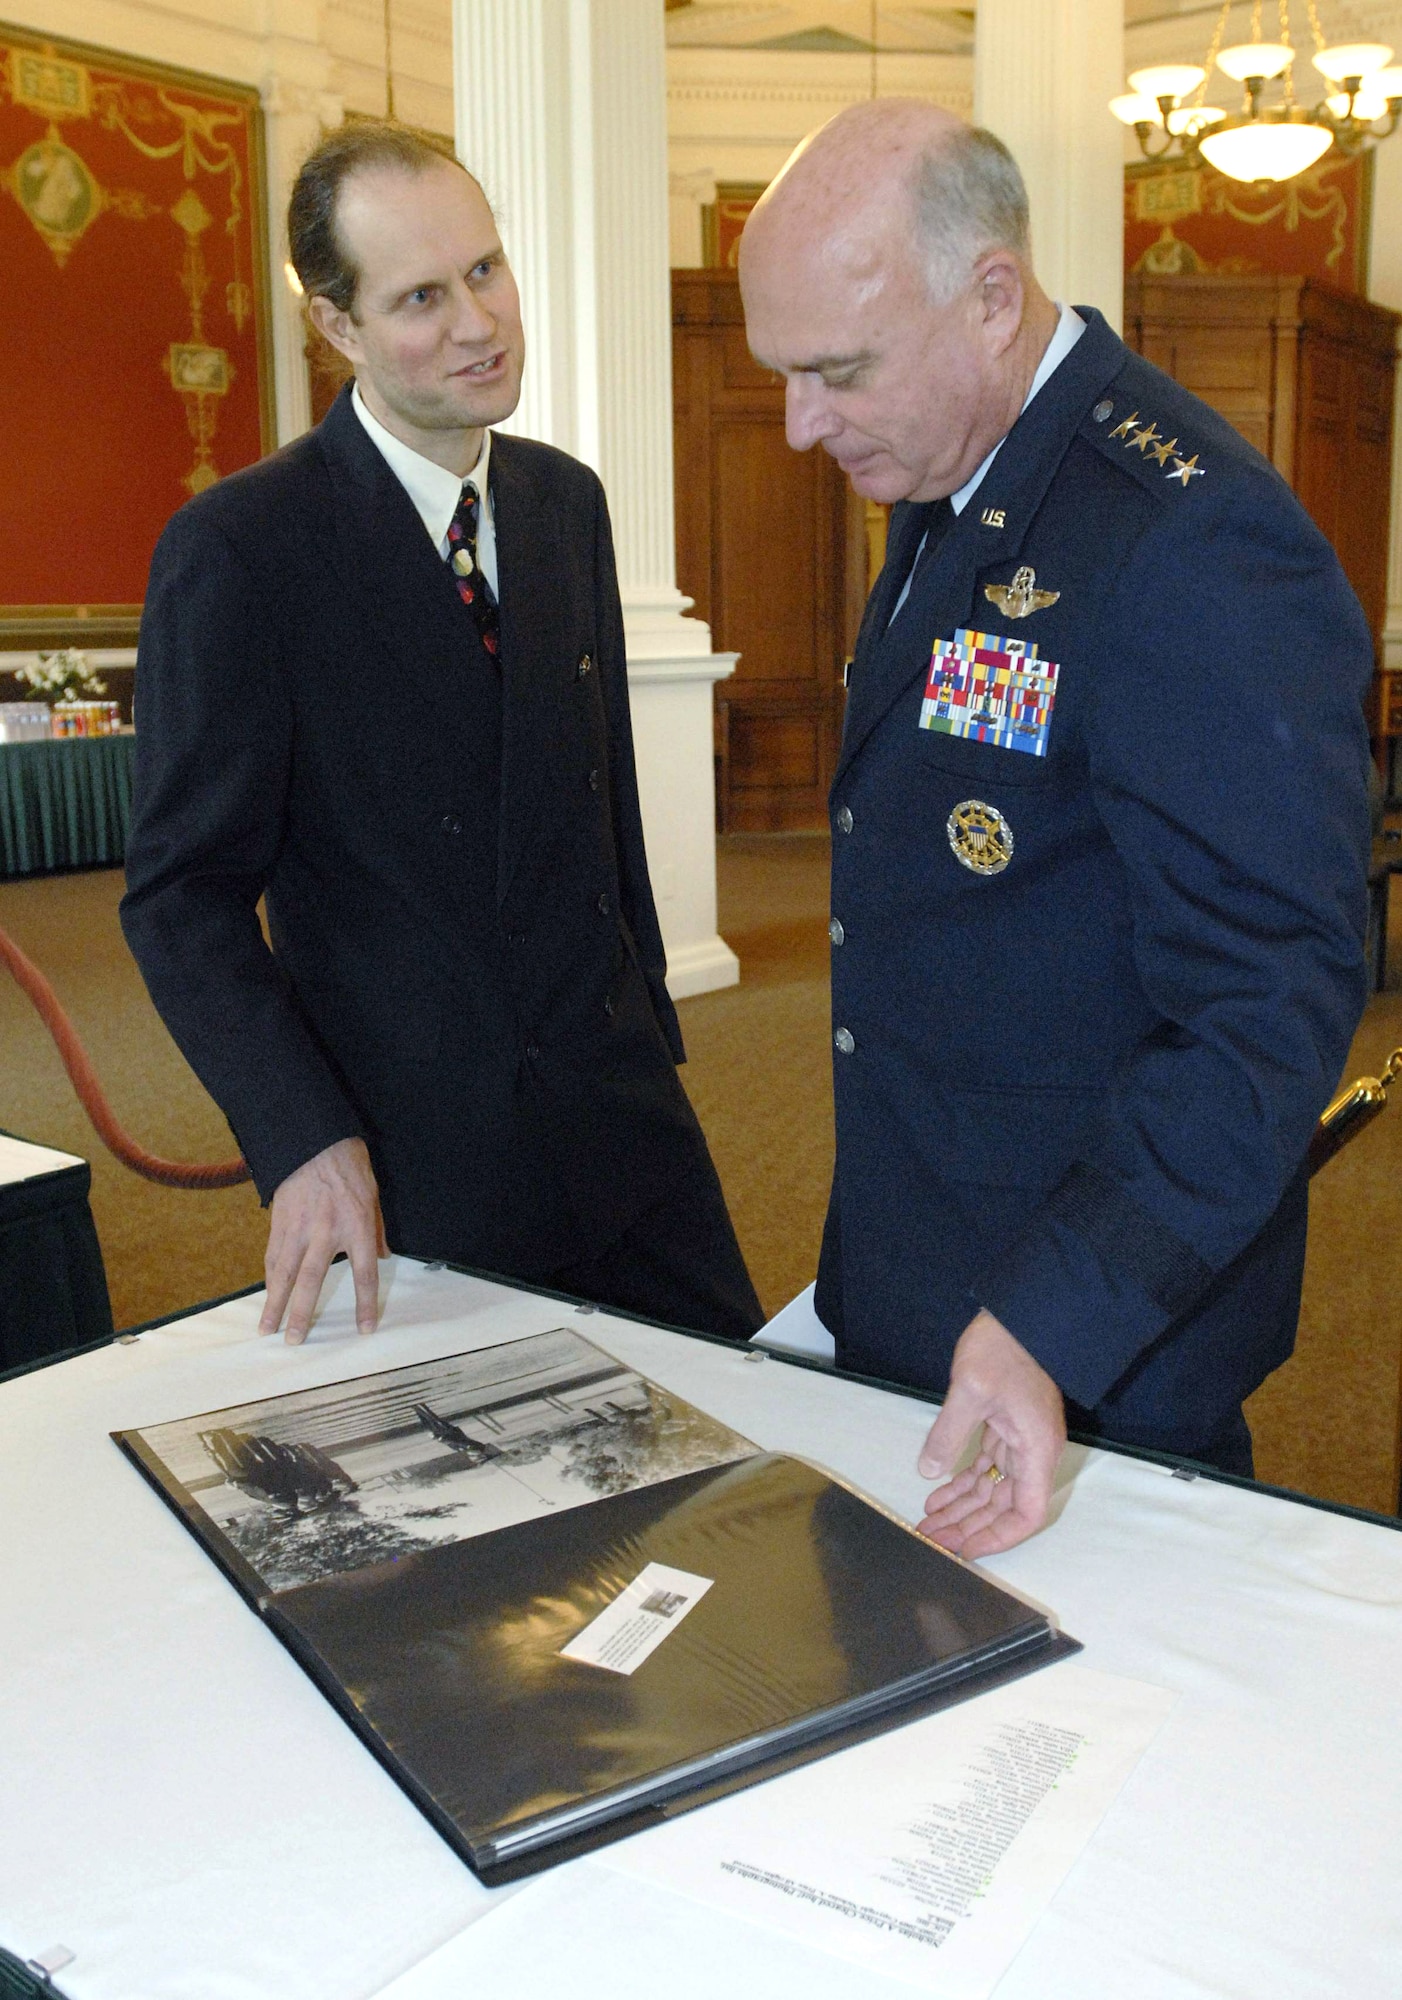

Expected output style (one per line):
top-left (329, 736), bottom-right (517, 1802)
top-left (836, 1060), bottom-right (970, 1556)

top-left (589, 477), bottom-right (687, 1066)
top-left (119, 506), bottom-right (365, 1202)
top-left (977, 470), bottom-right (1372, 1408)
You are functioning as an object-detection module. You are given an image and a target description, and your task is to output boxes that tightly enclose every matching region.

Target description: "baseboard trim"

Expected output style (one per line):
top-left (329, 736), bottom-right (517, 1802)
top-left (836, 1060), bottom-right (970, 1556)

top-left (664, 934), bottom-right (740, 999)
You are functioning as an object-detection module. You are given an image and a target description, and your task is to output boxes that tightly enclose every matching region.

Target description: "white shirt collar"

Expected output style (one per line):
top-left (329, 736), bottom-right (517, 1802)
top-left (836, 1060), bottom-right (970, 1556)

top-left (351, 382), bottom-right (493, 552)
top-left (949, 301), bottom-right (1086, 515)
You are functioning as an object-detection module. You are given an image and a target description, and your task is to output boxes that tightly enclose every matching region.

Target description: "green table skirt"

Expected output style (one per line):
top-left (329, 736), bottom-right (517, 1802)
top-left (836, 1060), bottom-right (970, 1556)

top-left (0, 736), bottom-right (134, 877)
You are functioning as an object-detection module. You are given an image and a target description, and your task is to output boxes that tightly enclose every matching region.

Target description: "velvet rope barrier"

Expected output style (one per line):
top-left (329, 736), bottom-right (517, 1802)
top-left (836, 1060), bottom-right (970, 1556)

top-left (0, 922), bottom-right (250, 1190)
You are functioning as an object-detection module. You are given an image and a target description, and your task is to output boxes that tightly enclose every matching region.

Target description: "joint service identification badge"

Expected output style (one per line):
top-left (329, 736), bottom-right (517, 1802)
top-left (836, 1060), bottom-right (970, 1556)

top-left (920, 627), bottom-right (1060, 758)
top-left (947, 799), bottom-right (1014, 876)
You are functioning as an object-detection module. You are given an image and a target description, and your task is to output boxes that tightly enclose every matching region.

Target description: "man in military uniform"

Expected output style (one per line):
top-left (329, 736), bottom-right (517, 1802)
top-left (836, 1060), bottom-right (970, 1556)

top-left (740, 102), bottom-right (1371, 1555)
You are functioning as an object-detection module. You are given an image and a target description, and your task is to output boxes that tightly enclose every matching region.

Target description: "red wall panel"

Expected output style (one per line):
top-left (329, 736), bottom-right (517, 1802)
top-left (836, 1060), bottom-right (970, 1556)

top-left (0, 26), bottom-right (273, 628)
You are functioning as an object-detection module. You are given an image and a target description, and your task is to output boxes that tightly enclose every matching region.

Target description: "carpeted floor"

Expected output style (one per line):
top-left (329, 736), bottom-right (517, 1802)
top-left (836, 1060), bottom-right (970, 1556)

top-left (2, 835), bottom-right (1399, 1512)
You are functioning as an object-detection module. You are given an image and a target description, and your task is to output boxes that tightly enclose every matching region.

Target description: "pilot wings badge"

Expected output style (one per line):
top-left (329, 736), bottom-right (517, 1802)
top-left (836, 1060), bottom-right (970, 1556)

top-left (984, 566), bottom-right (1059, 620)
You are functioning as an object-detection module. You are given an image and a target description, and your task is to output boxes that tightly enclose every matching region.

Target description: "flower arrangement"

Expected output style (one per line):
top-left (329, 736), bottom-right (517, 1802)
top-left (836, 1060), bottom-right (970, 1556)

top-left (14, 648), bottom-right (108, 704)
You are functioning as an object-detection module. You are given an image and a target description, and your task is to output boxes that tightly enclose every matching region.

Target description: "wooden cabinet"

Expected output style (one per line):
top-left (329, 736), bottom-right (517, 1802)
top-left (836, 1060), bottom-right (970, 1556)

top-left (1124, 275), bottom-right (1398, 650)
top-left (672, 270), bottom-right (865, 832)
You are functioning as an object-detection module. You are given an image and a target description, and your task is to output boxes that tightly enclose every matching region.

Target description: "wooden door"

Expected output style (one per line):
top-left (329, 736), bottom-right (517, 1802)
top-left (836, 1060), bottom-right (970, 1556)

top-left (673, 269), bottom-right (864, 832)
top-left (1294, 299), bottom-right (1396, 645)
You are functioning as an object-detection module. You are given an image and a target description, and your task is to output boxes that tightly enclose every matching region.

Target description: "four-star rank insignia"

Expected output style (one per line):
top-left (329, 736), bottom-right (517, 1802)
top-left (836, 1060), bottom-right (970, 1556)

top-left (984, 565), bottom-right (1059, 619)
top-left (947, 799), bottom-right (1014, 876)
top-left (1108, 403), bottom-right (1206, 487)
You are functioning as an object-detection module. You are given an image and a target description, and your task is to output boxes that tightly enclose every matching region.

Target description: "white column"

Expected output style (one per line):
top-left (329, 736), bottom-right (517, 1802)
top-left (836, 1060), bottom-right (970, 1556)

top-left (973, 0), bottom-right (1124, 331)
top-left (261, 79), bottom-right (327, 445)
top-left (260, 0), bottom-right (340, 446)
top-left (453, 0), bottom-right (738, 996)
top-left (669, 168), bottom-right (716, 269)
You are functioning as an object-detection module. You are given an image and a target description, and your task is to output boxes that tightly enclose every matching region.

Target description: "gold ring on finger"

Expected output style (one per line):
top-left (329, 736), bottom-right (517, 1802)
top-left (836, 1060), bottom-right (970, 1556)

top-left (985, 1464), bottom-right (1006, 1486)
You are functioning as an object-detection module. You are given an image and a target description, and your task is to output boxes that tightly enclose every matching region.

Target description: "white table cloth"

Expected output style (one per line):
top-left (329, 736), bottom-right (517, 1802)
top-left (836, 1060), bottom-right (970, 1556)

top-left (2, 1257), bottom-right (1399, 2000)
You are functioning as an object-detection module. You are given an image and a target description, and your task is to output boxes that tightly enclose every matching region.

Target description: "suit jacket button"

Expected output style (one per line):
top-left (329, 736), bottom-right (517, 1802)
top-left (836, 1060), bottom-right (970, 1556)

top-left (441, 813), bottom-right (463, 835)
top-left (588, 767), bottom-right (601, 792)
top-left (834, 1027), bottom-right (855, 1054)
top-left (596, 892), bottom-right (610, 916)
top-left (829, 917), bottom-right (845, 945)
top-left (604, 995), bottom-right (615, 1017)
top-left (526, 1041), bottom-right (541, 1060)
top-left (577, 652), bottom-right (593, 678)
top-left (836, 806), bottom-right (853, 834)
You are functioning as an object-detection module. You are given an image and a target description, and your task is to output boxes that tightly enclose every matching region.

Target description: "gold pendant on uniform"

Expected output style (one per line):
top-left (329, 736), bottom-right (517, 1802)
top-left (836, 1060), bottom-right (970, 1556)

top-left (947, 799), bottom-right (1014, 876)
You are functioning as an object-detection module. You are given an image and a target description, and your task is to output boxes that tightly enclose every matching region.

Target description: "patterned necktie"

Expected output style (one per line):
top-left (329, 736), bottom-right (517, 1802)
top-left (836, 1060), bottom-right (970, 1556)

top-left (445, 479), bottom-right (500, 663)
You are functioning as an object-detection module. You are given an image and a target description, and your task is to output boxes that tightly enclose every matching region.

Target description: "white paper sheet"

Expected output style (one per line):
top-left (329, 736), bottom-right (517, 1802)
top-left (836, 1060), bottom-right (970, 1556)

top-left (599, 1663), bottom-right (1175, 1995)
top-left (0, 1132), bottom-right (84, 1185)
top-left (753, 1282), bottom-right (837, 1364)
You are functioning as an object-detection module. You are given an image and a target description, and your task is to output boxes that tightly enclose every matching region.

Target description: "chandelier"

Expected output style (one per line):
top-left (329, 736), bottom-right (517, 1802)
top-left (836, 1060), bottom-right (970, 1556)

top-left (1110, 0), bottom-right (1402, 184)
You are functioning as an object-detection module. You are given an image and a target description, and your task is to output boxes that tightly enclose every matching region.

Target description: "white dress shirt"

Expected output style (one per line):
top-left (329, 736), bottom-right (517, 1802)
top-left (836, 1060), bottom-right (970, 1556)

top-left (351, 383), bottom-right (498, 597)
top-left (888, 301), bottom-right (1086, 625)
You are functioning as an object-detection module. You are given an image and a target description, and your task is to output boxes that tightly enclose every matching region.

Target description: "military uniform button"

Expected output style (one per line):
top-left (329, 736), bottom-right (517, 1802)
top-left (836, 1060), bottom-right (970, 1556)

top-left (834, 1027), bottom-right (855, 1055)
top-left (577, 652), bottom-right (593, 678)
top-left (1093, 399), bottom-right (1113, 423)
top-left (604, 995), bottom-right (615, 1017)
top-left (525, 1041), bottom-right (541, 1060)
top-left (836, 806), bottom-right (853, 834)
top-left (829, 917), bottom-right (845, 945)
top-left (588, 767), bottom-right (600, 792)
top-left (440, 813), bottom-right (463, 835)
top-left (596, 892), bottom-right (611, 916)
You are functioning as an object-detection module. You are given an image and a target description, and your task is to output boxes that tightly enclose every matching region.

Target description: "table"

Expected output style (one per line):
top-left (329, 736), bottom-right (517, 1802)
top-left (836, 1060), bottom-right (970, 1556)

top-left (2, 1259), bottom-right (1400, 2000)
top-left (0, 1131), bottom-right (112, 1372)
top-left (0, 736), bottom-right (133, 878)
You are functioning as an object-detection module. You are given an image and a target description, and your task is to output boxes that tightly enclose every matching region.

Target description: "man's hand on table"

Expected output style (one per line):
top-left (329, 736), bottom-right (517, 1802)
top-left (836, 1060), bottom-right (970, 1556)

top-left (915, 1309), bottom-right (1066, 1559)
top-left (259, 1137), bottom-right (387, 1344)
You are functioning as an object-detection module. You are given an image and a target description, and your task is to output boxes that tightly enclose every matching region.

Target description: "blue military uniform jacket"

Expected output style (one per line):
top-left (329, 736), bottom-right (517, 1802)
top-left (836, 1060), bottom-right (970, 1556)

top-left (814, 306), bottom-right (1372, 1455)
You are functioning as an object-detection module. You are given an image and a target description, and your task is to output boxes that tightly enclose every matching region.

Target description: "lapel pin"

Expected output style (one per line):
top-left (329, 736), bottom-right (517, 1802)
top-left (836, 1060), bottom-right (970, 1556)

top-left (980, 506), bottom-right (1006, 528)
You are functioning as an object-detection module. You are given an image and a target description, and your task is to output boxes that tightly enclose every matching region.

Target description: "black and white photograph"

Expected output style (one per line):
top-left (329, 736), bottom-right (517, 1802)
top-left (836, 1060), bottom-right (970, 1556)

top-left (125, 1329), bottom-right (755, 1595)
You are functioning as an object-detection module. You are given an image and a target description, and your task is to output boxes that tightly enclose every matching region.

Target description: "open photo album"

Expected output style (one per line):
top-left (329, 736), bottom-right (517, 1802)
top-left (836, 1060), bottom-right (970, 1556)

top-left (114, 1326), bottom-right (1076, 1882)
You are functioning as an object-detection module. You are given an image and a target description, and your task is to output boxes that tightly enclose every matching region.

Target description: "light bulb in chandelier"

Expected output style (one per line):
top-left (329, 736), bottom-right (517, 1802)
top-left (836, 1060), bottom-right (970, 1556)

top-left (1215, 42), bottom-right (1294, 83)
top-left (1110, 92), bottom-right (1164, 126)
top-left (1326, 88), bottom-right (1390, 122)
top-left (1167, 106), bottom-right (1226, 136)
top-left (1198, 116), bottom-right (1333, 182)
top-left (1312, 43), bottom-right (1393, 84)
top-left (1127, 63), bottom-right (1208, 104)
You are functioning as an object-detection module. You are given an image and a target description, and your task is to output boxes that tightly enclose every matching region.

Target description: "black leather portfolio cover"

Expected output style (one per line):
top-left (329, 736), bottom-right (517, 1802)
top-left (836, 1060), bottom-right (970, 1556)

top-left (115, 1328), bottom-right (1075, 1882)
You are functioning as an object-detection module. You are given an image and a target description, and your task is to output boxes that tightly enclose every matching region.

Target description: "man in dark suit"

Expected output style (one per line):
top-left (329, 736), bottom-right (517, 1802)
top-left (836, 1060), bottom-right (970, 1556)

top-left (122, 122), bottom-right (761, 1347)
top-left (740, 102), bottom-right (1371, 1552)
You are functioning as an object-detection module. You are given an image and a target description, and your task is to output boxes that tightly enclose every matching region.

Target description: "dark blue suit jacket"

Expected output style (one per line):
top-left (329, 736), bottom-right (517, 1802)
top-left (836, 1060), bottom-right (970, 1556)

top-left (815, 308), bottom-right (1372, 1454)
top-left (121, 388), bottom-right (704, 1279)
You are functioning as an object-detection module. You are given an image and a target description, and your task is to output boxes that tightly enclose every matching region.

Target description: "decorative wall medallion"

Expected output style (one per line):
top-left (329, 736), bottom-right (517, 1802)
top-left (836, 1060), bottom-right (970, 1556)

top-left (12, 135), bottom-right (98, 263)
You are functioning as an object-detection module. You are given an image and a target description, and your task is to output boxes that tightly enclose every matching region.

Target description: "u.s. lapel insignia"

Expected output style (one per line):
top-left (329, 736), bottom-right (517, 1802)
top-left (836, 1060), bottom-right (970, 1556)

top-left (984, 565), bottom-right (1059, 620)
top-left (947, 799), bottom-right (1014, 877)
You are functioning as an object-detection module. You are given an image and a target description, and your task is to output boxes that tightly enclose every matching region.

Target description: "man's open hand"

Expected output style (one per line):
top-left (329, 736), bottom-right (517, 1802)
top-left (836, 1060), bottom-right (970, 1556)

top-left (259, 1137), bottom-right (386, 1344)
top-left (915, 1308), bottom-right (1066, 1559)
